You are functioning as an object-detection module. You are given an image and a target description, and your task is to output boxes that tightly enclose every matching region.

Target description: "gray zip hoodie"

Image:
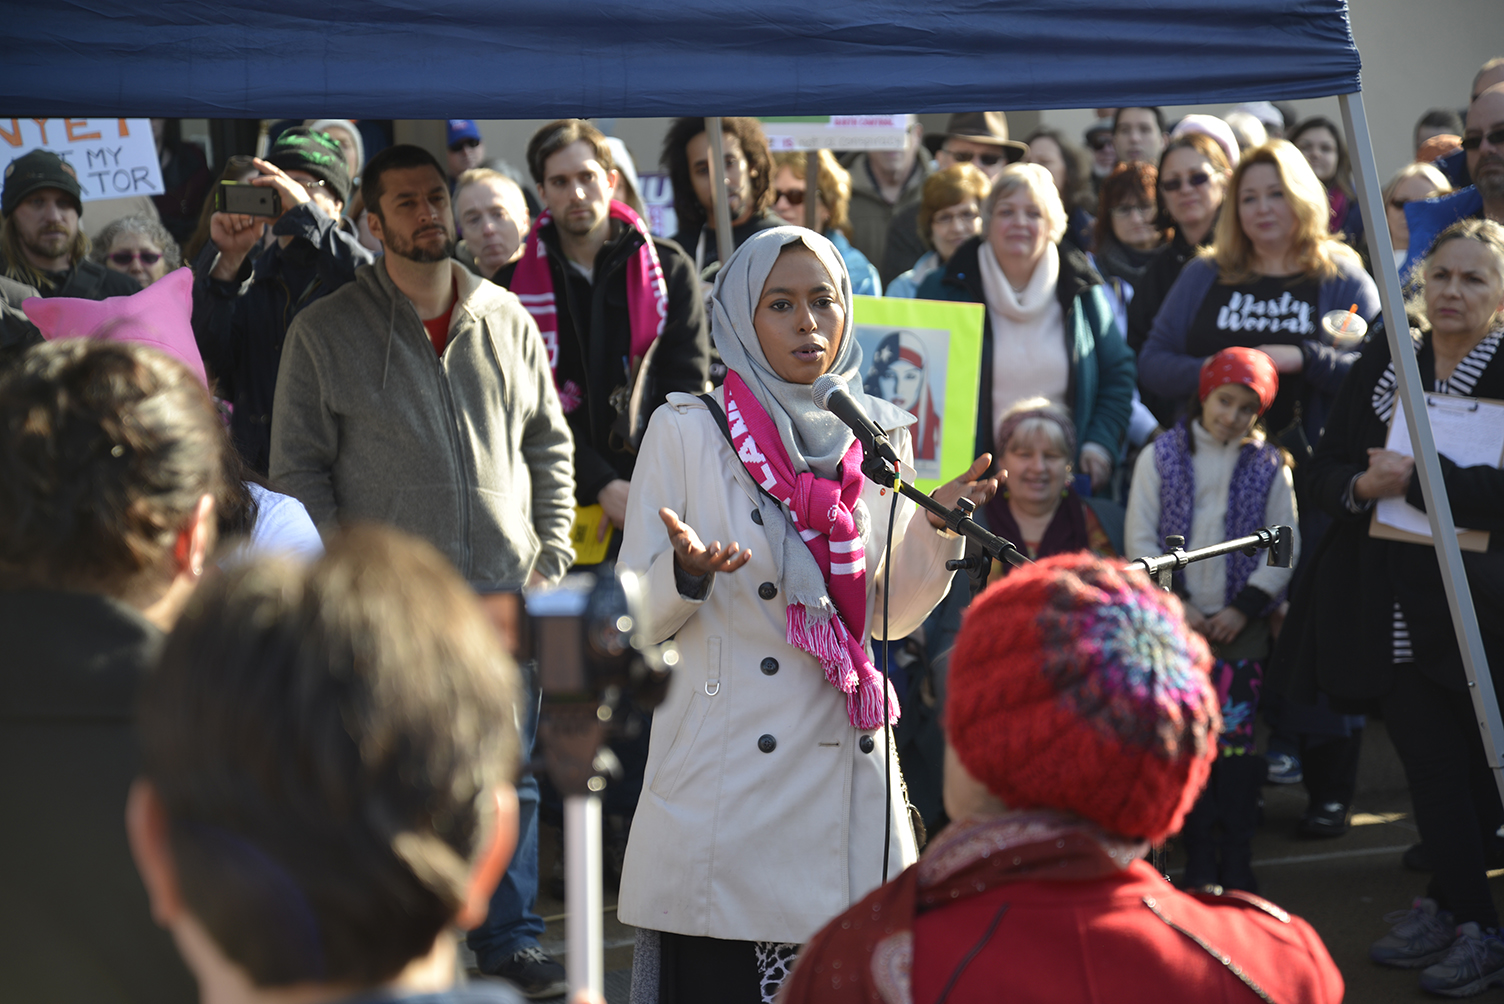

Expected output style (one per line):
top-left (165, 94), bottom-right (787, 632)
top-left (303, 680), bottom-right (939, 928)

top-left (270, 257), bottom-right (575, 588)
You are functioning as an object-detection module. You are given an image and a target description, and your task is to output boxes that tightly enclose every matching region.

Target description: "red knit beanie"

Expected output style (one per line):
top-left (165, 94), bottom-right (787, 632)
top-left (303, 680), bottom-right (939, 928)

top-left (947, 553), bottom-right (1220, 842)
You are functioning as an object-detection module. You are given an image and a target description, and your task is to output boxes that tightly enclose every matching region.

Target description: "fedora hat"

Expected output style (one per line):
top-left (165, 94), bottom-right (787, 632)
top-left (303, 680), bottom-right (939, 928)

top-left (925, 112), bottom-right (1029, 162)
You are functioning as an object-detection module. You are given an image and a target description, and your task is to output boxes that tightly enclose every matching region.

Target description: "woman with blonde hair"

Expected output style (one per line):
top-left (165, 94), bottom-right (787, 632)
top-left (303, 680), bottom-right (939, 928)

top-left (1382, 161), bottom-right (1451, 272)
top-left (1140, 140), bottom-right (1378, 456)
top-left (770, 150), bottom-right (881, 295)
top-left (918, 163), bottom-right (1136, 491)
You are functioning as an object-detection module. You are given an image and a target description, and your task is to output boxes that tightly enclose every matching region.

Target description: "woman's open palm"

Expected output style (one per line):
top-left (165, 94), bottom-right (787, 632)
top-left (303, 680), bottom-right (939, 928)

top-left (660, 508), bottom-right (753, 577)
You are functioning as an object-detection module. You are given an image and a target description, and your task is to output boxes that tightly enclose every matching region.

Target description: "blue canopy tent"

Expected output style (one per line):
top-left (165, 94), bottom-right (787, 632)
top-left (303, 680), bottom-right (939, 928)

top-left (2, 1), bottom-right (1495, 992)
top-left (8, 0), bottom-right (1361, 117)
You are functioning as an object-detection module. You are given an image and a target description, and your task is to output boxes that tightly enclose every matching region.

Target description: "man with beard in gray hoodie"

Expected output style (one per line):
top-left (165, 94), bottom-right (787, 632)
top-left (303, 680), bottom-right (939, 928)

top-left (270, 144), bottom-right (574, 591)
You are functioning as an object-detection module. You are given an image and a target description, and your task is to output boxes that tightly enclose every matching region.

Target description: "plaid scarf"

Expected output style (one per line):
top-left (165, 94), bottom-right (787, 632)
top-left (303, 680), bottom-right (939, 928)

top-left (1154, 422), bottom-right (1283, 608)
top-left (723, 370), bottom-right (898, 729)
top-left (510, 199), bottom-right (668, 413)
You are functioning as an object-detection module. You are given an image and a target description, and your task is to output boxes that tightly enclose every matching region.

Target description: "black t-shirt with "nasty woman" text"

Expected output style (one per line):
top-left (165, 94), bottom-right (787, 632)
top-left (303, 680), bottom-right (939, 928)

top-left (1187, 273), bottom-right (1319, 436)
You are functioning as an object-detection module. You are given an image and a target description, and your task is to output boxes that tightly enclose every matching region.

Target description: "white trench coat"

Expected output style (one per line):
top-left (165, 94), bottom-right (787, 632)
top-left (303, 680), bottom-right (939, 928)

top-left (616, 389), bottom-right (963, 944)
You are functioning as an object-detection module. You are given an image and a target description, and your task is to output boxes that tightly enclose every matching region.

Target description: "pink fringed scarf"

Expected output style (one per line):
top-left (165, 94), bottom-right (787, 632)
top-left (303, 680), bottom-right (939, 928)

top-left (510, 199), bottom-right (668, 413)
top-left (723, 371), bottom-right (899, 729)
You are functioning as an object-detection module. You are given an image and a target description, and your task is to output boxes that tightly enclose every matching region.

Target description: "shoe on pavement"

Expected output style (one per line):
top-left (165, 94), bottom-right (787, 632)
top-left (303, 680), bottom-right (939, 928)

top-left (1371, 897), bottom-right (1458, 969)
top-left (1298, 801), bottom-right (1351, 838)
top-left (1418, 922), bottom-right (1504, 997)
top-left (487, 945), bottom-right (568, 1000)
top-left (1264, 751), bottom-right (1303, 785)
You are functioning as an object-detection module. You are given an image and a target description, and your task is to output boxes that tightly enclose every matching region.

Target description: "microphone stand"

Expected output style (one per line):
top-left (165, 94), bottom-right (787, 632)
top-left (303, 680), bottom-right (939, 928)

top-left (1124, 525), bottom-right (1295, 590)
top-left (858, 445), bottom-right (1030, 569)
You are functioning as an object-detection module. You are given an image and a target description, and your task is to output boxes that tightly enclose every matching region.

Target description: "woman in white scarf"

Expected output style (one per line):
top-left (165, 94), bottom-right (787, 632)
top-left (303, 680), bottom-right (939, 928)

top-left (616, 227), bottom-right (994, 1004)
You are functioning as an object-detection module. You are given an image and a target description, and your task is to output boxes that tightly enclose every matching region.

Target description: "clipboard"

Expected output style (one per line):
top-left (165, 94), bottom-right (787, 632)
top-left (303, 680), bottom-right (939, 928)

top-left (1368, 392), bottom-right (1504, 552)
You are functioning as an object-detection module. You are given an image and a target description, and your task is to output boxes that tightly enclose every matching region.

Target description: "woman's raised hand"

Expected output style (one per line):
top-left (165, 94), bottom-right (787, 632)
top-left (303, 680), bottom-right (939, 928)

top-left (660, 508), bottom-right (752, 577)
top-left (1354, 448), bottom-right (1415, 501)
top-left (927, 454), bottom-right (1001, 528)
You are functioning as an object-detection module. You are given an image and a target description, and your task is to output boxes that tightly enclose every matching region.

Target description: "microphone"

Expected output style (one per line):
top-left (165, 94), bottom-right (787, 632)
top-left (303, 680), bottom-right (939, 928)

top-left (812, 374), bottom-right (900, 468)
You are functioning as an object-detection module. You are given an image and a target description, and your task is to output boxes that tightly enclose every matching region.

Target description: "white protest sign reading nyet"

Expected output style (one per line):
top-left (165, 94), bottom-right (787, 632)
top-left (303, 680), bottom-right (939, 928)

top-left (760, 115), bottom-right (911, 152)
top-left (1, 119), bottom-right (164, 201)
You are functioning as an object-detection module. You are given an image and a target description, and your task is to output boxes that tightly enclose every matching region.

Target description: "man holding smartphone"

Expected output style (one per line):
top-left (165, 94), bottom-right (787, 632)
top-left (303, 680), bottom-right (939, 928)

top-left (191, 126), bottom-right (373, 473)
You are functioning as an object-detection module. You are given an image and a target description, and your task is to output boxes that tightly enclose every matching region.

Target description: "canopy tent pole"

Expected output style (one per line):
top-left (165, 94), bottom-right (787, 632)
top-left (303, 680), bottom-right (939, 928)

top-left (705, 117), bottom-right (735, 267)
top-left (805, 150), bottom-right (822, 231)
top-left (1338, 91), bottom-right (1504, 805)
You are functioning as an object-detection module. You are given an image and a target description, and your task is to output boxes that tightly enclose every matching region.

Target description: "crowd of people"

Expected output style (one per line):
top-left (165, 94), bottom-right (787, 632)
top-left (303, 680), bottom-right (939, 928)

top-left (2, 52), bottom-right (1504, 1004)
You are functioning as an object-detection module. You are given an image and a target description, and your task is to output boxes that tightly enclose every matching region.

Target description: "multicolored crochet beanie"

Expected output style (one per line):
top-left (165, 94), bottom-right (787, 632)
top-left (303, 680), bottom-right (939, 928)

top-left (947, 553), bottom-right (1220, 842)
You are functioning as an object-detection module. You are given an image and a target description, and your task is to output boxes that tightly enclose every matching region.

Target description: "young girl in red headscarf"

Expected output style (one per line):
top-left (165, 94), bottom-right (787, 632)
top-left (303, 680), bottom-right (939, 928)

top-left (1124, 346), bottom-right (1300, 893)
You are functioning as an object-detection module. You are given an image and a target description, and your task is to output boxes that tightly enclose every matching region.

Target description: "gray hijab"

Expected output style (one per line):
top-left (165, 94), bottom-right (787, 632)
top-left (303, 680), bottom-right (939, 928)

top-left (710, 226), bottom-right (913, 480)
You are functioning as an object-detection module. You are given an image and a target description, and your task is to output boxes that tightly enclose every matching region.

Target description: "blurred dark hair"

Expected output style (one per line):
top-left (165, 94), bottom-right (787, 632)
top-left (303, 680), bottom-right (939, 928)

top-left (660, 116), bottom-right (772, 239)
top-left (185, 155), bottom-right (258, 263)
top-left (140, 526), bottom-right (523, 987)
top-left (361, 144), bottom-right (447, 222)
top-left (1094, 161), bottom-right (1163, 251)
top-left (1024, 127), bottom-right (1094, 216)
top-left (0, 339), bottom-right (224, 603)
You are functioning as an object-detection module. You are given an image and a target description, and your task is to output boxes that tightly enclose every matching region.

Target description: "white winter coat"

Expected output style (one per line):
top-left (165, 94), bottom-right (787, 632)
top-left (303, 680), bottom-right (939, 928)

top-left (616, 390), bottom-right (963, 944)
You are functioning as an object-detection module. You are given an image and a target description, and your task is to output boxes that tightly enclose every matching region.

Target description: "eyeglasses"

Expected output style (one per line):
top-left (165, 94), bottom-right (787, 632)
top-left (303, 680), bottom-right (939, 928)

top-left (774, 188), bottom-right (812, 206)
top-left (1389, 197), bottom-right (1415, 211)
top-left (448, 137), bottom-right (481, 153)
top-left (944, 149), bottom-right (1004, 167)
top-left (932, 207), bottom-right (981, 228)
top-left (108, 250), bottom-right (162, 266)
top-left (1111, 204), bottom-right (1156, 219)
top-left (1159, 171), bottom-right (1211, 193)
top-left (1460, 126), bottom-right (1504, 151)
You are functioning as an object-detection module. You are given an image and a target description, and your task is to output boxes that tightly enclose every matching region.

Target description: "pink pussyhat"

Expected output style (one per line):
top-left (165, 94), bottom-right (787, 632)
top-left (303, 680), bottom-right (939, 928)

top-left (22, 266), bottom-right (208, 388)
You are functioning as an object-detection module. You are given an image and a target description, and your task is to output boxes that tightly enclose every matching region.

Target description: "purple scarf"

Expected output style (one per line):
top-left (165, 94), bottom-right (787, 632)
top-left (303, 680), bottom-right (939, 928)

top-left (1154, 423), bottom-right (1283, 608)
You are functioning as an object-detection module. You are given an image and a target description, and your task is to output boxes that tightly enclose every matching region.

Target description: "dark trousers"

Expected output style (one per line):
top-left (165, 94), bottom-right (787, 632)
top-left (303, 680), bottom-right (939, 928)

top-left (1383, 664), bottom-right (1504, 926)
top-left (658, 933), bottom-right (763, 1004)
top-left (1182, 753), bottom-right (1267, 891)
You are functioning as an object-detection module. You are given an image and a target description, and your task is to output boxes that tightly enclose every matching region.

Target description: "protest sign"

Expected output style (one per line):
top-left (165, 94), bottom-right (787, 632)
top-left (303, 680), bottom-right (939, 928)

top-left (760, 116), bottom-right (910, 152)
top-left (0, 119), bottom-right (164, 200)
top-left (851, 295), bottom-right (985, 492)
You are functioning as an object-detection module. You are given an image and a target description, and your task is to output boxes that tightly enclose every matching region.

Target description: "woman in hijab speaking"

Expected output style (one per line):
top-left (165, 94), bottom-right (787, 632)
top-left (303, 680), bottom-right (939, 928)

top-left (616, 227), bottom-right (997, 1004)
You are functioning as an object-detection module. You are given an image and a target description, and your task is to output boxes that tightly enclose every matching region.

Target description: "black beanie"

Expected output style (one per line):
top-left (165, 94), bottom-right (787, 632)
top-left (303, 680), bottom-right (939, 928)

top-left (265, 128), bottom-right (351, 205)
top-left (3, 149), bottom-right (84, 217)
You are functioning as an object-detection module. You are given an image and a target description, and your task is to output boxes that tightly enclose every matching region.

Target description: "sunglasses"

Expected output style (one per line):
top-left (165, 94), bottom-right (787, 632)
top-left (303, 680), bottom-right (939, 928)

top-left (945, 149), bottom-right (1004, 167)
top-left (448, 137), bottom-right (481, 153)
top-left (775, 188), bottom-right (812, 206)
top-left (1088, 138), bottom-right (1113, 152)
top-left (1159, 171), bottom-right (1211, 193)
top-left (108, 250), bottom-right (162, 266)
top-left (1460, 127), bottom-right (1504, 151)
top-left (1111, 204), bottom-right (1156, 219)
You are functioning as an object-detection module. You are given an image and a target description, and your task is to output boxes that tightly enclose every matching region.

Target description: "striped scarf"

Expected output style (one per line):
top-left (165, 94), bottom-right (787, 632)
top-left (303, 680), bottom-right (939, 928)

top-left (510, 199), bottom-right (668, 413)
top-left (1154, 423), bottom-right (1284, 608)
top-left (723, 370), bottom-right (897, 728)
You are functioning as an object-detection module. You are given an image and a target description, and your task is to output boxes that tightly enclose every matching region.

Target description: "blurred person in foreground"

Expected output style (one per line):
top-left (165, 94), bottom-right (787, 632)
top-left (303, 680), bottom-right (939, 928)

top-left (93, 214), bottom-right (182, 288)
top-left (781, 553), bottom-right (1342, 1004)
top-left (771, 150), bottom-right (882, 295)
top-left (125, 525), bottom-right (541, 1004)
top-left (1, 148), bottom-right (140, 299)
top-left (1274, 220), bottom-right (1504, 997)
top-left (0, 338), bottom-right (223, 1004)
top-left (885, 164), bottom-right (989, 299)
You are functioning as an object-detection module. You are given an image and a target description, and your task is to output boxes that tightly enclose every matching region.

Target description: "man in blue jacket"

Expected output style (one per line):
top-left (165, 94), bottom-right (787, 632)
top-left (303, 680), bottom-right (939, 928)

top-left (192, 127), bottom-right (373, 473)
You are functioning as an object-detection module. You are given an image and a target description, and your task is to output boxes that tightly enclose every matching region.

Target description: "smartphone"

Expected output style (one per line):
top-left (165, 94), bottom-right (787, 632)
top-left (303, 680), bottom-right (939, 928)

top-left (214, 181), bottom-right (281, 217)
